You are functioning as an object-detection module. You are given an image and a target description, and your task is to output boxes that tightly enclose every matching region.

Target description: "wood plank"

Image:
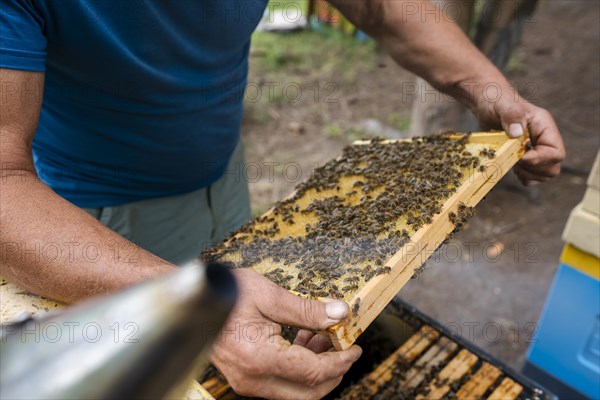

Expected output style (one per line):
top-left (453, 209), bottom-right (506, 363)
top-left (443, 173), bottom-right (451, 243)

top-left (201, 376), bottom-right (231, 399)
top-left (404, 337), bottom-right (458, 389)
top-left (353, 132), bottom-right (510, 147)
top-left (455, 362), bottom-right (502, 399)
top-left (330, 133), bottom-right (525, 349)
top-left (416, 349), bottom-right (479, 400)
top-left (487, 377), bottom-right (524, 400)
top-left (366, 326), bottom-right (439, 391)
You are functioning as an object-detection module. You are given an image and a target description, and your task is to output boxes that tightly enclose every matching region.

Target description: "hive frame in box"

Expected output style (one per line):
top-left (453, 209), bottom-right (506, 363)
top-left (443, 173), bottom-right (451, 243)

top-left (327, 132), bottom-right (526, 350)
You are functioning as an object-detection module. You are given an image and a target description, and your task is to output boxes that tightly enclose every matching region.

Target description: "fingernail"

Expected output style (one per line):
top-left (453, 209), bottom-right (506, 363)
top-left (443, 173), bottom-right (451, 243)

top-left (509, 123), bottom-right (524, 137)
top-left (526, 180), bottom-right (541, 187)
top-left (325, 301), bottom-right (348, 320)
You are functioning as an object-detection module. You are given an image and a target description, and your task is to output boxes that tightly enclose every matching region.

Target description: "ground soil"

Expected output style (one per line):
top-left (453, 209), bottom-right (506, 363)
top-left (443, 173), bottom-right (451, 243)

top-left (241, 0), bottom-right (600, 369)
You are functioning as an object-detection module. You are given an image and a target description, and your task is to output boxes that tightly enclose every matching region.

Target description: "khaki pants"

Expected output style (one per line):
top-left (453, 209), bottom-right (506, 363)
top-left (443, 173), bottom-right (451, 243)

top-left (82, 143), bottom-right (251, 265)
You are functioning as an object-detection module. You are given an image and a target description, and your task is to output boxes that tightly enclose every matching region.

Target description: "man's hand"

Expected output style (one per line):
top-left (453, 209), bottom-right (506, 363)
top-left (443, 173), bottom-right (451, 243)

top-left (475, 93), bottom-right (566, 186)
top-left (210, 269), bottom-right (362, 399)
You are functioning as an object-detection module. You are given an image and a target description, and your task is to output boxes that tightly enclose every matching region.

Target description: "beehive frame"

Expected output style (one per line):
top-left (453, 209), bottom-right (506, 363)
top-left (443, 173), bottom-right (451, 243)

top-left (208, 132), bottom-right (526, 350)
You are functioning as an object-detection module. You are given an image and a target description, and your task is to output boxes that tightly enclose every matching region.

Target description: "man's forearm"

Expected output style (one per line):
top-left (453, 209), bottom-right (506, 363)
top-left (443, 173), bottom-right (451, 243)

top-left (1, 68), bottom-right (175, 303)
top-left (1, 170), bottom-right (175, 303)
top-left (330, 0), bottom-right (515, 110)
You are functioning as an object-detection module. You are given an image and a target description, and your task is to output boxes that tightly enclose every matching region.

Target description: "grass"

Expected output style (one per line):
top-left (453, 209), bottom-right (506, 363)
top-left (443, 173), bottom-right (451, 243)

top-left (323, 122), bottom-right (369, 143)
top-left (250, 30), bottom-right (375, 75)
top-left (252, 207), bottom-right (269, 218)
top-left (387, 113), bottom-right (411, 132)
top-left (323, 123), bottom-right (343, 138)
top-left (266, 0), bottom-right (308, 12)
top-left (507, 53), bottom-right (528, 73)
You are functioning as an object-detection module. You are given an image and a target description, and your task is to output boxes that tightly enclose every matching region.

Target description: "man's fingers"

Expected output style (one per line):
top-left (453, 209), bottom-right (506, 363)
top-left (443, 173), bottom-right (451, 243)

top-left (229, 339), bottom-right (359, 398)
top-left (518, 143), bottom-right (563, 181)
top-left (527, 107), bottom-right (564, 144)
top-left (306, 333), bottom-right (333, 353)
top-left (516, 157), bottom-right (560, 179)
top-left (495, 102), bottom-right (527, 138)
top-left (294, 330), bottom-right (332, 353)
top-left (235, 374), bottom-right (344, 400)
top-left (235, 269), bottom-right (349, 330)
top-left (272, 344), bottom-right (362, 386)
top-left (259, 285), bottom-right (349, 330)
top-left (510, 105), bottom-right (564, 184)
top-left (223, 270), bottom-right (357, 399)
top-left (293, 329), bottom-right (315, 347)
top-left (521, 144), bottom-right (564, 170)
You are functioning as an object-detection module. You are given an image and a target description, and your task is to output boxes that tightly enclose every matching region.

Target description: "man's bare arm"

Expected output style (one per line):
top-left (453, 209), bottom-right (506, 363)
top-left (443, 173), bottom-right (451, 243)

top-left (0, 68), bottom-right (174, 303)
top-left (328, 0), bottom-right (506, 107)
top-left (329, 0), bottom-right (565, 184)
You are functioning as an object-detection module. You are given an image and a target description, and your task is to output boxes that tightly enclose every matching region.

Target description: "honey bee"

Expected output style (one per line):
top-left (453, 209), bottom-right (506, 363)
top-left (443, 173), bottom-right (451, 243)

top-left (342, 283), bottom-right (359, 292)
top-left (352, 302), bottom-right (360, 317)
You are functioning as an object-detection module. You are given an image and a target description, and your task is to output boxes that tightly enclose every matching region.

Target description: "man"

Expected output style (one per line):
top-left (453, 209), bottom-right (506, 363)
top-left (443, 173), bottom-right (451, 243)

top-left (0, 1), bottom-right (564, 398)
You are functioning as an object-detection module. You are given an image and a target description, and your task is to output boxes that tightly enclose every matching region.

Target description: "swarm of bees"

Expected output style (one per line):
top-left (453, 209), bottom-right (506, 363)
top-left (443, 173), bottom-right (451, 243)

top-left (480, 148), bottom-right (496, 159)
top-left (448, 202), bottom-right (476, 235)
top-left (204, 134), bottom-right (491, 300)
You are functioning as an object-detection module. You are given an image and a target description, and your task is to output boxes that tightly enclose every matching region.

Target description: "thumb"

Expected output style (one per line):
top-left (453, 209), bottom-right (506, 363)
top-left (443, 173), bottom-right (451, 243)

top-left (495, 101), bottom-right (527, 139)
top-left (260, 287), bottom-right (349, 331)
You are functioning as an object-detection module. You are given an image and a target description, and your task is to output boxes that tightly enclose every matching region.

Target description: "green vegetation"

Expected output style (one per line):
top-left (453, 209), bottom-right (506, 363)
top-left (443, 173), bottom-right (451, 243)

top-left (323, 123), bottom-right (369, 143)
top-left (387, 113), bottom-right (411, 132)
top-left (323, 123), bottom-right (343, 138)
top-left (252, 207), bottom-right (269, 218)
top-left (507, 53), bottom-right (528, 73)
top-left (250, 30), bottom-right (375, 76)
top-left (267, 0), bottom-right (308, 11)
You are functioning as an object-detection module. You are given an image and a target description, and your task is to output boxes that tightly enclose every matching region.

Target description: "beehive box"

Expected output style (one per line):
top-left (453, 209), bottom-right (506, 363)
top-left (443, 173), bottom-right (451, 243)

top-left (204, 132), bottom-right (527, 350)
top-left (200, 299), bottom-right (554, 400)
top-left (336, 300), bottom-right (554, 400)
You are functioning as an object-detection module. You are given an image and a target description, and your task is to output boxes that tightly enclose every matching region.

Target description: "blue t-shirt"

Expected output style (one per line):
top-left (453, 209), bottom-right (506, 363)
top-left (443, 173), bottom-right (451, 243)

top-left (0, 0), bottom-right (267, 207)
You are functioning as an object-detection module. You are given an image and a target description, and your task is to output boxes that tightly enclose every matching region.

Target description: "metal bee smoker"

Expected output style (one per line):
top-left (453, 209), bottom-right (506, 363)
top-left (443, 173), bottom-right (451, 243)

top-left (0, 262), bottom-right (237, 399)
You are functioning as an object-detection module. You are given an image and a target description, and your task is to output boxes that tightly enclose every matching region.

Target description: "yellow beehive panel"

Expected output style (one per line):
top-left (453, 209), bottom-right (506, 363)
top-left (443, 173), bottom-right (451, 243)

top-left (455, 362), bottom-right (502, 399)
top-left (0, 276), bottom-right (64, 323)
top-left (365, 326), bottom-right (440, 392)
top-left (487, 377), bottom-right (523, 400)
top-left (337, 326), bottom-right (441, 399)
top-left (416, 349), bottom-right (479, 400)
top-left (205, 132), bottom-right (526, 349)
